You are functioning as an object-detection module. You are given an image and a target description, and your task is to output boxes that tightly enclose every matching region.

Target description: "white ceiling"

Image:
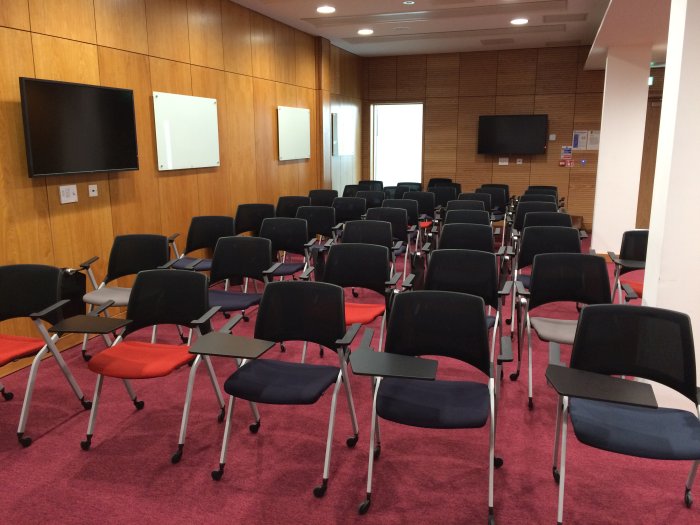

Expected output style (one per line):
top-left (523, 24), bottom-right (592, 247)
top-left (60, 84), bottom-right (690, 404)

top-left (232, 0), bottom-right (610, 57)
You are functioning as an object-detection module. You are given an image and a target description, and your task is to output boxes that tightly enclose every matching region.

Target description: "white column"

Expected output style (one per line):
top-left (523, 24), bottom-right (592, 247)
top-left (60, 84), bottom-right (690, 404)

top-left (590, 45), bottom-right (651, 254)
top-left (644, 0), bottom-right (700, 355)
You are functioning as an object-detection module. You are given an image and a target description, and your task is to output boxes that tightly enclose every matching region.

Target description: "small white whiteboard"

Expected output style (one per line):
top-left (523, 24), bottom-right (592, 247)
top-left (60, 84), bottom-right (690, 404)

top-left (277, 106), bottom-right (311, 161)
top-left (153, 91), bottom-right (220, 171)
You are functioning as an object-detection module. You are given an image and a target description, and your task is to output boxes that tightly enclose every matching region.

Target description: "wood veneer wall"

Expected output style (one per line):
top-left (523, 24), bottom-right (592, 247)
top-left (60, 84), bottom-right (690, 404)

top-left (0, 0), bottom-right (363, 343)
top-left (363, 46), bottom-right (605, 228)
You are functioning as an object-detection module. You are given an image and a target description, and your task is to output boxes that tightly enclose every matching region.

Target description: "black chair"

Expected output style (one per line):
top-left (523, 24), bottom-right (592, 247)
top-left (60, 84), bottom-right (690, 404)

top-left (522, 211), bottom-right (572, 229)
top-left (444, 209), bottom-right (491, 226)
top-left (431, 185), bottom-right (458, 210)
top-left (404, 191), bottom-right (435, 220)
top-left (446, 199), bottom-right (485, 212)
top-left (259, 217), bottom-right (313, 280)
top-left (309, 189), bottom-right (338, 207)
top-left (519, 194), bottom-right (557, 205)
top-left (527, 185), bottom-right (558, 198)
top-left (509, 201), bottom-right (559, 249)
top-left (515, 253), bottom-right (614, 410)
top-left (350, 290), bottom-right (500, 521)
top-left (482, 183), bottom-right (510, 204)
top-left (459, 192), bottom-right (492, 213)
top-left (234, 203), bottom-right (275, 236)
top-left (608, 229), bottom-right (648, 303)
top-left (383, 198), bottom-right (419, 229)
top-left (207, 280), bottom-right (361, 495)
top-left (477, 187), bottom-right (508, 214)
top-left (547, 304), bottom-right (700, 524)
top-left (342, 185), bottom-right (359, 197)
top-left (332, 197), bottom-right (367, 224)
top-left (78, 269), bottom-right (229, 456)
top-left (80, 234), bottom-right (169, 360)
top-left (427, 177), bottom-right (453, 187)
top-left (276, 196), bottom-right (310, 218)
top-left (169, 216), bottom-right (235, 271)
top-left (383, 186), bottom-right (396, 199)
top-left (0, 265), bottom-right (96, 446)
top-left (395, 181), bottom-right (421, 200)
top-left (342, 220), bottom-right (396, 257)
top-left (366, 207), bottom-right (414, 278)
top-left (434, 223), bottom-right (495, 254)
top-left (358, 180), bottom-right (383, 191)
top-left (356, 190), bottom-right (384, 209)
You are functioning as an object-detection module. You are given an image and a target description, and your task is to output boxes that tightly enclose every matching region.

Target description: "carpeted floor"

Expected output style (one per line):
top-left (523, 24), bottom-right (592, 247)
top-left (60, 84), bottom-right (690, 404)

top-left (0, 248), bottom-right (696, 524)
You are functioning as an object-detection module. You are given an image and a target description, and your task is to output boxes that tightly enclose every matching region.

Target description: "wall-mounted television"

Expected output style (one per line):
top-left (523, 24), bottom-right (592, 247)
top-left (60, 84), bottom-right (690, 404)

top-left (477, 114), bottom-right (548, 155)
top-left (19, 77), bottom-right (138, 177)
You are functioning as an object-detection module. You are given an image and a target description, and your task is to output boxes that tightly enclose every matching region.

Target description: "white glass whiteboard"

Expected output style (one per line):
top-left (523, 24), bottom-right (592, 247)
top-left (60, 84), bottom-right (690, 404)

top-left (277, 106), bottom-right (311, 161)
top-left (153, 91), bottom-right (220, 171)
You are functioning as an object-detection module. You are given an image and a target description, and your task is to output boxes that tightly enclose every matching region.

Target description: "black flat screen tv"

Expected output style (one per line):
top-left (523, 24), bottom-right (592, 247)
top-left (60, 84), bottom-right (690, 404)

top-left (477, 114), bottom-right (548, 155)
top-left (19, 77), bottom-right (138, 177)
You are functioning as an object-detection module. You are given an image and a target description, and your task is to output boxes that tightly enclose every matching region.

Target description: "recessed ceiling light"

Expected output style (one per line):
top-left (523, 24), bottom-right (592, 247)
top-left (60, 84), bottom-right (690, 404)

top-left (357, 28), bottom-right (374, 36)
top-left (316, 5), bottom-right (335, 14)
top-left (403, 1), bottom-right (415, 4)
top-left (510, 18), bottom-right (529, 25)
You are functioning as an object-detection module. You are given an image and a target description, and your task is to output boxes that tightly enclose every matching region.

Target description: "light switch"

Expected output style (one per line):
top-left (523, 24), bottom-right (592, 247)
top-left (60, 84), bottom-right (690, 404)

top-left (549, 134), bottom-right (557, 141)
top-left (498, 157), bottom-right (509, 166)
top-left (59, 184), bottom-right (78, 204)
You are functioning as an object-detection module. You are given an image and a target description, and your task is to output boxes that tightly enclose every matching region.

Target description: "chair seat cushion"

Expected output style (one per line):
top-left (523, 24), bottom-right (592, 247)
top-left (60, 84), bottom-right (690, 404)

top-left (619, 275), bottom-right (644, 296)
top-left (172, 256), bottom-right (212, 271)
top-left (224, 360), bottom-right (339, 405)
top-left (345, 303), bottom-right (385, 325)
top-left (208, 290), bottom-right (262, 312)
top-left (270, 262), bottom-right (305, 276)
top-left (377, 378), bottom-right (489, 429)
top-left (0, 335), bottom-right (46, 366)
top-left (83, 286), bottom-right (131, 307)
top-left (486, 315), bottom-right (496, 329)
top-left (88, 341), bottom-right (192, 379)
top-left (516, 274), bottom-right (531, 289)
top-left (419, 220), bottom-right (432, 229)
top-left (569, 398), bottom-right (700, 460)
top-left (530, 317), bottom-right (577, 345)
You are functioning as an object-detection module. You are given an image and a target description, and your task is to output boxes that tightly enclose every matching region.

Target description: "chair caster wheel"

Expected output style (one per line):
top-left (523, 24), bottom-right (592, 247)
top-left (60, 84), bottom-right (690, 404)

top-left (80, 436), bottom-right (92, 451)
top-left (217, 408), bottom-right (225, 423)
top-left (223, 312), bottom-right (231, 319)
top-left (280, 343), bottom-right (286, 353)
top-left (249, 421), bottom-right (260, 434)
top-left (685, 489), bottom-right (692, 508)
top-left (509, 372), bottom-right (519, 381)
top-left (346, 434), bottom-right (358, 448)
top-left (373, 446), bottom-right (381, 460)
top-left (211, 468), bottom-right (224, 481)
top-left (505, 318), bottom-right (512, 325)
top-left (553, 467), bottom-right (560, 483)
top-left (17, 433), bottom-right (32, 448)
top-left (319, 347), bottom-right (324, 358)
top-left (494, 457), bottom-right (503, 469)
top-left (358, 497), bottom-right (371, 515)
top-left (81, 398), bottom-right (92, 410)
top-left (242, 315), bottom-right (249, 323)
top-left (488, 510), bottom-right (495, 525)
top-left (528, 398), bottom-right (533, 410)
top-left (313, 479), bottom-right (328, 498)
top-left (134, 399), bottom-right (145, 410)
top-left (172, 445), bottom-right (183, 464)
top-left (82, 352), bottom-right (92, 362)
top-left (1, 389), bottom-right (13, 401)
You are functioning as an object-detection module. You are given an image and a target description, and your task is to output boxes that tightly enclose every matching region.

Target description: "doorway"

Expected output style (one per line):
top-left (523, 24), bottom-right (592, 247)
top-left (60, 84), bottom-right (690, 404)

top-left (371, 104), bottom-right (423, 187)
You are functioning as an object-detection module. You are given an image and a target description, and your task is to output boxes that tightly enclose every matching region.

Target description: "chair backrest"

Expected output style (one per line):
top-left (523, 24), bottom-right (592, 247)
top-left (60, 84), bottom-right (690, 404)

top-left (459, 192), bottom-right (491, 212)
top-left (404, 191), bottom-right (435, 217)
top-left (384, 290), bottom-right (491, 376)
top-left (619, 229), bottom-right (649, 272)
top-left (383, 198), bottom-right (418, 226)
top-left (0, 264), bottom-right (63, 324)
top-left (395, 182), bottom-right (421, 199)
top-left (183, 216), bottom-right (235, 254)
top-left (259, 217), bottom-right (309, 256)
top-left (366, 207), bottom-right (409, 242)
top-left (323, 243), bottom-right (391, 296)
top-left (124, 269), bottom-right (210, 337)
top-left (425, 249), bottom-right (499, 309)
top-left (518, 226), bottom-right (581, 269)
top-left (427, 177), bottom-right (453, 187)
top-left (358, 180), bottom-right (383, 191)
top-left (308, 189), bottom-right (338, 207)
top-left (523, 211), bottom-right (572, 229)
top-left (446, 199), bottom-right (485, 212)
top-left (342, 184), bottom-right (359, 197)
top-left (519, 193), bottom-right (557, 204)
top-left (528, 185), bottom-right (558, 197)
top-left (513, 201), bottom-right (558, 231)
top-left (234, 203), bottom-right (275, 236)
top-left (209, 236), bottom-right (273, 285)
top-left (383, 186), bottom-right (397, 199)
top-left (255, 281), bottom-right (346, 351)
top-left (444, 209), bottom-right (490, 226)
top-left (438, 223), bottom-right (494, 253)
top-left (356, 190), bottom-right (385, 209)
top-left (571, 304), bottom-right (697, 404)
top-left (476, 187), bottom-right (506, 212)
top-left (332, 197), bottom-right (367, 223)
top-left (481, 183), bottom-right (510, 203)
top-left (296, 206), bottom-right (336, 239)
top-left (276, 196), bottom-right (310, 218)
top-left (528, 253), bottom-right (611, 310)
top-left (105, 234), bottom-right (169, 284)
top-left (430, 185), bottom-right (457, 208)
top-left (342, 220), bottom-right (393, 252)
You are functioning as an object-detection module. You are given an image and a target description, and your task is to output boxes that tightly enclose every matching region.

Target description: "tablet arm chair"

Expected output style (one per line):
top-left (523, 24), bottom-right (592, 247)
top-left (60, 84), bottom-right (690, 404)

top-left (608, 229), bottom-right (648, 303)
top-left (168, 215), bottom-right (234, 270)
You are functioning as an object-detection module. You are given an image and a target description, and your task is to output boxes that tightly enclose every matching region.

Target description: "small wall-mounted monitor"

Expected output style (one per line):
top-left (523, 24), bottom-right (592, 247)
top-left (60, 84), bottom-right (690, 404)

top-left (19, 77), bottom-right (139, 177)
top-left (477, 114), bottom-right (548, 155)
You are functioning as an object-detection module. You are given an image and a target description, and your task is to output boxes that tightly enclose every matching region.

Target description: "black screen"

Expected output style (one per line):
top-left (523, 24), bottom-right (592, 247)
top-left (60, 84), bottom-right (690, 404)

top-left (20, 77), bottom-right (138, 177)
top-left (477, 114), bottom-right (548, 155)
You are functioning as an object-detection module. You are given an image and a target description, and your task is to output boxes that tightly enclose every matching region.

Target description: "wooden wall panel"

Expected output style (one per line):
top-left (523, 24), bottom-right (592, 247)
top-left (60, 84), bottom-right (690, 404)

top-left (28, 0), bottom-right (96, 43)
top-left (98, 47), bottom-right (161, 235)
top-left (367, 57), bottom-right (397, 101)
top-left (339, 49), bottom-right (363, 100)
top-left (637, 98), bottom-right (661, 229)
top-left (456, 96), bottom-right (494, 177)
top-left (576, 46), bottom-right (605, 93)
top-left (329, 45), bottom-right (341, 95)
top-left (397, 55), bottom-right (426, 101)
top-left (298, 87), bottom-right (320, 194)
top-left (187, 0), bottom-right (225, 70)
top-left (250, 13), bottom-right (275, 81)
top-left (495, 94), bottom-right (535, 114)
top-left (276, 82), bottom-right (301, 197)
top-left (94, 0), bottom-right (148, 55)
top-left (253, 78), bottom-right (278, 204)
top-left (274, 22), bottom-right (296, 84)
top-left (459, 51), bottom-right (497, 96)
top-left (295, 31), bottom-right (316, 89)
top-left (145, 0), bottom-right (190, 63)
top-left (0, 0), bottom-right (30, 30)
top-left (497, 49), bottom-right (537, 95)
top-left (423, 97), bottom-right (458, 177)
top-left (536, 47), bottom-right (579, 94)
top-left (426, 53), bottom-right (459, 98)
top-left (222, 1), bottom-right (252, 75)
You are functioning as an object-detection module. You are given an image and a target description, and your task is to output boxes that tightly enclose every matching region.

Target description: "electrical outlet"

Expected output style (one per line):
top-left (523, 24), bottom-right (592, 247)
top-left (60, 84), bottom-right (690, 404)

top-left (498, 157), bottom-right (509, 166)
top-left (59, 184), bottom-right (78, 204)
top-left (88, 184), bottom-right (98, 197)
top-left (516, 158), bottom-right (523, 165)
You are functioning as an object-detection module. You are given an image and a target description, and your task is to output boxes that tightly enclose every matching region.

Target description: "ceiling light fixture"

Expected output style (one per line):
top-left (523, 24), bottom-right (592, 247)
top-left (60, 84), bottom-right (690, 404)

top-left (510, 18), bottom-right (529, 25)
top-left (357, 28), bottom-right (374, 36)
top-left (316, 5), bottom-right (336, 14)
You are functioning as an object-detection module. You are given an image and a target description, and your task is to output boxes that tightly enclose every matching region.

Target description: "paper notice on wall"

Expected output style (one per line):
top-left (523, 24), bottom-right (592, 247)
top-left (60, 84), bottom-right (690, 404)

top-left (560, 146), bottom-right (572, 160)
top-left (572, 130), bottom-right (588, 150)
top-left (587, 130), bottom-right (600, 150)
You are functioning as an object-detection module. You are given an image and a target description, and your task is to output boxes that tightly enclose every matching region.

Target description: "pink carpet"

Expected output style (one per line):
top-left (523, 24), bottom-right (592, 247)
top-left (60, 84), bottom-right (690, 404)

top-left (0, 246), bottom-right (696, 524)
